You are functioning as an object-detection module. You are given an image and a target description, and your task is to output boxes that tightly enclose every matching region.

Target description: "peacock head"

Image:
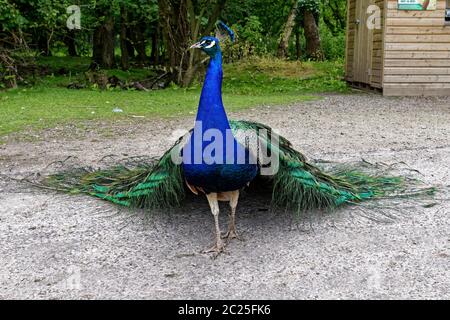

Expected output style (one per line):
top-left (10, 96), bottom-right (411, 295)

top-left (190, 36), bottom-right (221, 57)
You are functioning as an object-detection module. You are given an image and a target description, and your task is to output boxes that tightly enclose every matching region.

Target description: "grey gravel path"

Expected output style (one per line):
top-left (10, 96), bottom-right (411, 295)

top-left (0, 94), bottom-right (449, 299)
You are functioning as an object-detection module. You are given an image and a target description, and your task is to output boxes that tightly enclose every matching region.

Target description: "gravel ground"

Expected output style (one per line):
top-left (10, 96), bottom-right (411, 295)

top-left (0, 93), bottom-right (449, 300)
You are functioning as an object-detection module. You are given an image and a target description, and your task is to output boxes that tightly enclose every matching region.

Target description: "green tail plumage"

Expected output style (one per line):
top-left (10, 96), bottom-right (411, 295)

top-left (43, 137), bottom-right (186, 209)
top-left (39, 120), bottom-right (434, 212)
top-left (233, 121), bottom-right (434, 211)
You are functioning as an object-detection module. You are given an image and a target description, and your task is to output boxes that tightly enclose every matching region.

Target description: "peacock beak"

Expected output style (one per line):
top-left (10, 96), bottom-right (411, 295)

top-left (190, 42), bottom-right (203, 49)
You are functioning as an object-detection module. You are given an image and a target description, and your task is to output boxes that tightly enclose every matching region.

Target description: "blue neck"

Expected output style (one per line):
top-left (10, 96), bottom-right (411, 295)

top-left (195, 51), bottom-right (230, 131)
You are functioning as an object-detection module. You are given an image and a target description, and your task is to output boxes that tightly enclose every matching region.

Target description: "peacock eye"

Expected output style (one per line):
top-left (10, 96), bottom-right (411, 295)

top-left (203, 40), bottom-right (216, 49)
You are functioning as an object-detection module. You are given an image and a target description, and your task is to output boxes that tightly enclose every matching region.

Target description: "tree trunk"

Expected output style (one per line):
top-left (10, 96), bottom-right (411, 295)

top-left (295, 29), bottom-right (301, 60)
top-left (36, 32), bottom-right (51, 56)
top-left (151, 28), bottom-right (159, 64)
top-left (158, 0), bottom-right (190, 85)
top-left (65, 30), bottom-right (78, 57)
top-left (304, 10), bottom-right (323, 61)
top-left (125, 29), bottom-right (135, 59)
top-left (277, 0), bottom-right (298, 58)
top-left (120, 7), bottom-right (129, 70)
top-left (92, 16), bottom-right (115, 68)
top-left (133, 25), bottom-right (147, 66)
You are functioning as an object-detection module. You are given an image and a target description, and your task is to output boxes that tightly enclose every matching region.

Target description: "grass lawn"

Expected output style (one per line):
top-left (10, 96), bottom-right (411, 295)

top-left (0, 57), bottom-right (348, 141)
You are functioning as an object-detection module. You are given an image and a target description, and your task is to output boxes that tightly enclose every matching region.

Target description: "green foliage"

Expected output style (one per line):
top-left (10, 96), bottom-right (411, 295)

top-left (319, 24), bottom-right (345, 60)
top-left (8, 0), bottom-right (69, 32)
top-left (320, 0), bottom-right (347, 35)
top-left (1, 0), bottom-right (347, 68)
top-left (223, 0), bottom-right (345, 61)
top-left (239, 16), bottom-right (264, 46)
top-left (224, 16), bottom-right (267, 61)
top-left (223, 0), bottom-right (292, 37)
top-left (0, 0), bottom-right (27, 31)
top-left (0, 0), bottom-right (349, 95)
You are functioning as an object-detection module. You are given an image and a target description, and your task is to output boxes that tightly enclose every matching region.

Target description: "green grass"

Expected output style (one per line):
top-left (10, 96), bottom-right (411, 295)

top-left (222, 57), bottom-right (347, 95)
top-left (0, 57), bottom-right (348, 140)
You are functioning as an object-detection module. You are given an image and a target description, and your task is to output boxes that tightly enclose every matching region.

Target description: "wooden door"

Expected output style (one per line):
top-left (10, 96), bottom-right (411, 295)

top-left (352, 0), bottom-right (374, 84)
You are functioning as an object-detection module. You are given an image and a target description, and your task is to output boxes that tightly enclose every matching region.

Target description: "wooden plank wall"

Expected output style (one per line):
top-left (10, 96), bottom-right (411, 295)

top-left (371, 0), bottom-right (384, 87)
top-left (345, 0), bottom-right (385, 88)
top-left (383, 0), bottom-right (450, 95)
top-left (345, 0), bottom-right (356, 81)
top-left (353, 0), bottom-right (374, 84)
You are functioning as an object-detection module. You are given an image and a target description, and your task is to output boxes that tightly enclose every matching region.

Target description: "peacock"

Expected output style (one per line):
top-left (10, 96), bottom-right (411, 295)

top-left (41, 22), bottom-right (434, 256)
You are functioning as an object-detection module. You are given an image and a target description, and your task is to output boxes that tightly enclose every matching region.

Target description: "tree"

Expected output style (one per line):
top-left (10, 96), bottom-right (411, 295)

top-left (119, 5), bottom-right (129, 70)
top-left (158, 0), bottom-right (227, 87)
top-left (88, 0), bottom-right (157, 69)
top-left (297, 0), bottom-right (323, 60)
top-left (122, 0), bottom-right (159, 67)
top-left (92, 15), bottom-right (115, 68)
top-left (1, 0), bottom-right (345, 89)
top-left (303, 9), bottom-right (323, 60)
top-left (90, 1), bottom-right (119, 69)
top-left (64, 30), bottom-right (78, 57)
top-left (0, 0), bottom-right (30, 88)
top-left (277, 0), bottom-right (298, 58)
top-left (223, 0), bottom-right (292, 40)
top-left (320, 0), bottom-right (346, 36)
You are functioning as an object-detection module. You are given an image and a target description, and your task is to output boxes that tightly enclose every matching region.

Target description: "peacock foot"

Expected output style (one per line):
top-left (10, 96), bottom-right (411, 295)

top-left (221, 229), bottom-right (242, 242)
top-left (202, 239), bottom-right (226, 258)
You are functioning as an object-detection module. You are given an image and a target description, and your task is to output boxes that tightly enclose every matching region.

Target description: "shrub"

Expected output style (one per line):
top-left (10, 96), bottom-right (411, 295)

top-left (319, 24), bottom-right (345, 61)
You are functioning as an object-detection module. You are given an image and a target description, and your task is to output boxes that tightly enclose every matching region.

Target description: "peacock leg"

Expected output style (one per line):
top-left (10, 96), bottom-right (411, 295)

top-left (203, 193), bottom-right (225, 256)
top-left (222, 190), bottom-right (241, 241)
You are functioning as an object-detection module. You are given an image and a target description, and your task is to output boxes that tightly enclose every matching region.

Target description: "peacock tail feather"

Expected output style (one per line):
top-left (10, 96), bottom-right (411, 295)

top-left (40, 120), bottom-right (434, 212)
top-left (229, 120), bottom-right (434, 212)
top-left (42, 135), bottom-right (187, 209)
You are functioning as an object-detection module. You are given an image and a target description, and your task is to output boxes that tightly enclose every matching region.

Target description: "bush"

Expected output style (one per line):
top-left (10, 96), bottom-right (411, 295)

top-left (319, 24), bottom-right (345, 61)
top-left (223, 16), bottom-right (268, 62)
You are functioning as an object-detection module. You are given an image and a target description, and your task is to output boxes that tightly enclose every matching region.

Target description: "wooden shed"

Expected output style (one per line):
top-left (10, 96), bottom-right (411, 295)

top-left (345, 0), bottom-right (450, 96)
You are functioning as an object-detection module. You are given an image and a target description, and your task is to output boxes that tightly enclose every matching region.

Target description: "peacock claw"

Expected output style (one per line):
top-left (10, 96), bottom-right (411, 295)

top-left (202, 240), bottom-right (226, 258)
top-left (221, 230), bottom-right (242, 242)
